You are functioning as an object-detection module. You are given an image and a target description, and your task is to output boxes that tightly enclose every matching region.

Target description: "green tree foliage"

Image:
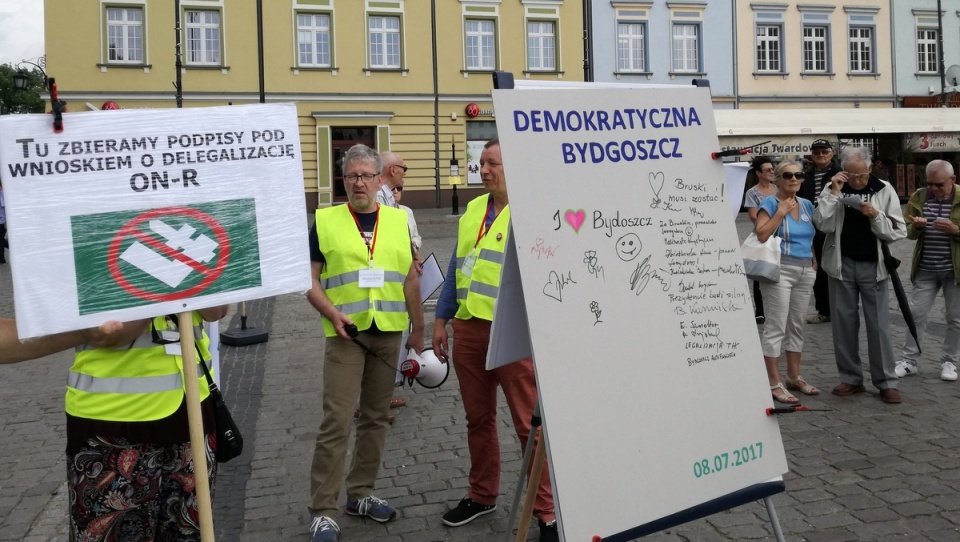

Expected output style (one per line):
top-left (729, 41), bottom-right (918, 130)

top-left (0, 64), bottom-right (46, 115)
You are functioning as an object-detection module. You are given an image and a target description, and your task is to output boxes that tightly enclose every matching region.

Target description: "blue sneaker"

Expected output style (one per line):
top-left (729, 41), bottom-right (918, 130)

top-left (310, 516), bottom-right (340, 542)
top-left (346, 495), bottom-right (397, 523)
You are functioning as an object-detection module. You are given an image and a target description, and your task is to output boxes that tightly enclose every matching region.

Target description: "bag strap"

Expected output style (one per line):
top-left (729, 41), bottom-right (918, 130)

top-left (195, 342), bottom-right (217, 390)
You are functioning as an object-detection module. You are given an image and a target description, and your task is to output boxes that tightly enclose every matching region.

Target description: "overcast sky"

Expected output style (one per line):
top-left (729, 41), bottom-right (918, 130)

top-left (0, 1), bottom-right (44, 68)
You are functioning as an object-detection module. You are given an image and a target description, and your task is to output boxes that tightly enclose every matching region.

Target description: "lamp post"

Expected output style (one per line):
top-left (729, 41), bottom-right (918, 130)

top-left (937, 0), bottom-right (947, 107)
top-left (12, 56), bottom-right (48, 91)
top-left (449, 141), bottom-right (461, 215)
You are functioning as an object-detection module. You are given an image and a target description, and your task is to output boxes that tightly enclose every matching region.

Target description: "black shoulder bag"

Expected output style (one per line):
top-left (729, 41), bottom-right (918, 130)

top-left (196, 345), bottom-right (244, 463)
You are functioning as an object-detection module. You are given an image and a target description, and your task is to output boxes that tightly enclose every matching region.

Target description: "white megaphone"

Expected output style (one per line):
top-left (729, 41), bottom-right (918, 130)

top-left (399, 348), bottom-right (449, 388)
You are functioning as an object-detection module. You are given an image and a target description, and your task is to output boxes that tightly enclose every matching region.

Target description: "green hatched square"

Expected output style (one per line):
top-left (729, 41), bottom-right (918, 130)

top-left (71, 199), bottom-right (262, 315)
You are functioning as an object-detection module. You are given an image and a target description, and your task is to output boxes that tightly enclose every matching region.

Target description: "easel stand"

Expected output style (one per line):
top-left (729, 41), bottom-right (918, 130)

top-left (505, 402), bottom-right (543, 542)
top-left (502, 403), bottom-right (787, 542)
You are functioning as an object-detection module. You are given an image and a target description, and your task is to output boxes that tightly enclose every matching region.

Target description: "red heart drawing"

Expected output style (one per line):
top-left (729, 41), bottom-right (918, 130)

top-left (564, 209), bottom-right (586, 233)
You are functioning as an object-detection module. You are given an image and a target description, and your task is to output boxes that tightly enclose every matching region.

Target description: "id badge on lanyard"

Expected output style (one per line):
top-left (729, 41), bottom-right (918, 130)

top-left (461, 249), bottom-right (477, 278)
top-left (359, 264), bottom-right (386, 288)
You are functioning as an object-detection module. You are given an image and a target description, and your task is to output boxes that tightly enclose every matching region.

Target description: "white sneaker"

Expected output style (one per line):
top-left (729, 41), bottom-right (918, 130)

top-left (895, 360), bottom-right (918, 378)
top-left (941, 362), bottom-right (958, 382)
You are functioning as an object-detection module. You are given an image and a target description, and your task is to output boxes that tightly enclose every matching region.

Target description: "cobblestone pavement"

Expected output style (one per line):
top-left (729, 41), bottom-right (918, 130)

top-left (3, 207), bottom-right (960, 542)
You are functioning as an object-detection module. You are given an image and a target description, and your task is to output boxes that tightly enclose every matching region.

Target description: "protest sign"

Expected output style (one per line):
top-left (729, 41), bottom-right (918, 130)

top-left (0, 103), bottom-right (311, 338)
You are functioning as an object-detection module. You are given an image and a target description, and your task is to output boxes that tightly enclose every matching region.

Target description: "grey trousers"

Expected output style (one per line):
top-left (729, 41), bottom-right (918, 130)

top-left (828, 257), bottom-right (899, 390)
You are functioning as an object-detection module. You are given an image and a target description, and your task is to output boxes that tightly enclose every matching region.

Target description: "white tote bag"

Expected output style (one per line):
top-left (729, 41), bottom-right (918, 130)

top-left (741, 233), bottom-right (782, 283)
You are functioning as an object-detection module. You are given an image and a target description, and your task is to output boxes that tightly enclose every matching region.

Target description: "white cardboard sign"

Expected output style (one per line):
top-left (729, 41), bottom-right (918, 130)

top-left (491, 86), bottom-right (788, 541)
top-left (0, 103), bottom-right (312, 338)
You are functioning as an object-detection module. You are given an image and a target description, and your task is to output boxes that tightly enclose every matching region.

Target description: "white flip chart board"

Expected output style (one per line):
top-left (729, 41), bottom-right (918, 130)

top-left (491, 85), bottom-right (788, 541)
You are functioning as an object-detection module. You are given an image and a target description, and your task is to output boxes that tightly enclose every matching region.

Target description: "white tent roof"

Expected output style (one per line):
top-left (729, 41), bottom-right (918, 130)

top-left (714, 108), bottom-right (960, 136)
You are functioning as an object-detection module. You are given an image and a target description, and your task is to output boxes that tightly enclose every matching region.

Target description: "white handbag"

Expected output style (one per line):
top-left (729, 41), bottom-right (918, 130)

top-left (741, 232), bottom-right (782, 283)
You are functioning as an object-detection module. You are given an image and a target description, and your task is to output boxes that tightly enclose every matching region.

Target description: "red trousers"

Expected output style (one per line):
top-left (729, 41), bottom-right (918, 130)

top-left (451, 318), bottom-right (555, 522)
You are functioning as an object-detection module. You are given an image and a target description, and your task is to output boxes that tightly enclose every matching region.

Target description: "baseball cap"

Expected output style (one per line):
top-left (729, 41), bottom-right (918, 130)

top-left (810, 139), bottom-right (833, 151)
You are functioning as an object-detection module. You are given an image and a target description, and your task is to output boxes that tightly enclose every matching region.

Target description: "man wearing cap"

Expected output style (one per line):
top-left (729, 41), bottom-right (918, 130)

top-left (432, 139), bottom-right (558, 542)
top-left (800, 138), bottom-right (841, 324)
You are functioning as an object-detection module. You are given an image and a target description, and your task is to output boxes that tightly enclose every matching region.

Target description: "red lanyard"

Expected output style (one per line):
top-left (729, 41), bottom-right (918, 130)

top-left (348, 203), bottom-right (380, 264)
top-left (474, 198), bottom-right (495, 248)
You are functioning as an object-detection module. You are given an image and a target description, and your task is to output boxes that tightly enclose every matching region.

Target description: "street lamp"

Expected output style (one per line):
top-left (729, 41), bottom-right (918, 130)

top-left (13, 56), bottom-right (47, 91)
top-left (449, 141), bottom-right (461, 215)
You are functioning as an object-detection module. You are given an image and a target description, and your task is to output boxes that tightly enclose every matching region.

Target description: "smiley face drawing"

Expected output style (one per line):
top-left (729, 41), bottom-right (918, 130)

top-left (615, 233), bottom-right (642, 261)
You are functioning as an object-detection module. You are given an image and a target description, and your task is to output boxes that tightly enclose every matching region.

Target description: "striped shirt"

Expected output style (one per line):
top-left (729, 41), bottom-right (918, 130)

top-left (919, 189), bottom-right (955, 272)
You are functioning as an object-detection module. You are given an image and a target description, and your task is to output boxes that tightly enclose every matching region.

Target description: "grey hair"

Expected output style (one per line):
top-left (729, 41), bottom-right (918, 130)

top-left (840, 146), bottom-right (871, 170)
top-left (343, 144), bottom-right (381, 175)
top-left (926, 159), bottom-right (956, 178)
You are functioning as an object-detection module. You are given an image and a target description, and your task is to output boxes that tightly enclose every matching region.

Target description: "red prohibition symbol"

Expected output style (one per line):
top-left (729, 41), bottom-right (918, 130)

top-left (106, 206), bottom-right (231, 302)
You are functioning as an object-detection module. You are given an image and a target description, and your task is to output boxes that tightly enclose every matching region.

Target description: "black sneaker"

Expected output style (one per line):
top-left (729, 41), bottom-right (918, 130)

top-left (539, 519), bottom-right (559, 542)
top-left (441, 497), bottom-right (497, 527)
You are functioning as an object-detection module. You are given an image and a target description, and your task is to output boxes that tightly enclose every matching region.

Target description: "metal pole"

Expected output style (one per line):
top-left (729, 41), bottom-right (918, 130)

top-left (175, 0), bottom-right (183, 108)
top-left (582, 0), bottom-right (593, 81)
top-left (257, 0), bottom-right (265, 104)
top-left (431, 0), bottom-right (441, 207)
top-left (937, 0), bottom-right (947, 106)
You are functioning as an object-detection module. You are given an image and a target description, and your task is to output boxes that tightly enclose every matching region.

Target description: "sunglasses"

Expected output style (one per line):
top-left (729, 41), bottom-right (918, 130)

top-left (780, 172), bottom-right (803, 180)
top-left (391, 186), bottom-right (403, 192)
top-left (394, 164), bottom-right (409, 172)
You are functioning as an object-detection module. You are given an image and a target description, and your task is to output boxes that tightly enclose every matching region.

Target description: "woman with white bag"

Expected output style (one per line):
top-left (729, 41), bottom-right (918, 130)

top-left (755, 161), bottom-right (819, 403)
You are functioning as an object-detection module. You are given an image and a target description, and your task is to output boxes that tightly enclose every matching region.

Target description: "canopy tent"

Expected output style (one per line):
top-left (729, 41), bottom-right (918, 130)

top-left (714, 108), bottom-right (960, 137)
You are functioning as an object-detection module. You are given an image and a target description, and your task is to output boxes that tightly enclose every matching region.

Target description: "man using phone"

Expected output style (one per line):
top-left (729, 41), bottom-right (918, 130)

top-left (813, 147), bottom-right (906, 404)
top-left (895, 160), bottom-right (960, 381)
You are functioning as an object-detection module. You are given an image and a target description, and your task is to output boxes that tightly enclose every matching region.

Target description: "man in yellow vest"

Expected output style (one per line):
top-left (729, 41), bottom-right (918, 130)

top-left (306, 144), bottom-right (424, 542)
top-left (432, 139), bottom-right (558, 542)
top-left (64, 306), bottom-right (228, 540)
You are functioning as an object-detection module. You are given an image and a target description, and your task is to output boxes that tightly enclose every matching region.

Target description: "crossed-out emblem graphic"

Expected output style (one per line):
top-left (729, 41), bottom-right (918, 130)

top-left (106, 207), bottom-right (231, 302)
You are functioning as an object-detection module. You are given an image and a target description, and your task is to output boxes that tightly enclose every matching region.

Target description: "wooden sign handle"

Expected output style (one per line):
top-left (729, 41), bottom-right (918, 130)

top-left (179, 312), bottom-right (216, 541)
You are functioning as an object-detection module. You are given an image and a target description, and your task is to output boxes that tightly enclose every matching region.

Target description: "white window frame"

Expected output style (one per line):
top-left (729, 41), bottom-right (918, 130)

top-left (105, 6), bottom-right (144, 64)
top-left (617, 22), bottom-right (647, 72)
top-left (613, 4), bottom-right (650, 74)
top-left (671, 23), bottom-right (700, 73)
top-left (184, 9), bottom-right (222, 66)
top-left (756, 25), bottom-right (783, 73)
top-left (802, 25), bottom-right (828, 73)
top-left (527, 20), bottom-right (556, 71)
top-left (465, 18), bottom-right (496, 70)
top-left (368, 15), bottom-right (401, 69)
top-left (848, 26), bottom-right (873, 73)
top-left (916, 23), bottom-right (939, 74)
top-left (296, 12), bottom-right (332, 68)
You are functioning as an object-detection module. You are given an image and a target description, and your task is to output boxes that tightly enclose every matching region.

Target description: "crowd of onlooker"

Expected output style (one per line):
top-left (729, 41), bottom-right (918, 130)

top-left (744, 140), bottom-right (960, 406)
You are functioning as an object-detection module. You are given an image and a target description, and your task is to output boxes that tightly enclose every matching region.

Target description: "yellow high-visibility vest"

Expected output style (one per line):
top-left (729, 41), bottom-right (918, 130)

top-left (315, 204), bottom-right (412, 337)
top-left (455, 195), bottom-right (510, 321)
top-left (66, 313), bottom-right (212, 422)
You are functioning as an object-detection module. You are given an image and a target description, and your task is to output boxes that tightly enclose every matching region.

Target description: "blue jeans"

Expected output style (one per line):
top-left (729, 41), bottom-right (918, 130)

top-left (901, 268), bottom-right (960, 366)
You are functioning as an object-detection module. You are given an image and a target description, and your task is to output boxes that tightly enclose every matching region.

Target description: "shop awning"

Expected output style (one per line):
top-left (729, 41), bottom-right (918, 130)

top-left (714, 108), bottom-right (960, 137)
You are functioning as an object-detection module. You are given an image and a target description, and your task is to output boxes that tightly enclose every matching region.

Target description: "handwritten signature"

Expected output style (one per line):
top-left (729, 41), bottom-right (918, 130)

top-left (531, 238), bottom-right (558, 260)
top-left (629, 255), bottom-right (671, 296)
top-left (543, 270), bottom-right (577, 302)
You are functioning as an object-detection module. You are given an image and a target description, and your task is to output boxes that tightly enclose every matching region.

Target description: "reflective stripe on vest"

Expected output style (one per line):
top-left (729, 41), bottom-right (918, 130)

top-left (315, 205), bottom-right (413, 337)
top-left (67, 360), bottom-right (210, 394)
top-left (321, 270), bottom-right (406, 290)
top-left (454, 195), bottom-right (510, 321)
top-left (74, 324), bottom-right (205, 352)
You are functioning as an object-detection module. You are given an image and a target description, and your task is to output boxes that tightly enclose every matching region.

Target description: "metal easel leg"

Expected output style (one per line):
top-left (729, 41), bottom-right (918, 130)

top-left (505, 401), bottom-right (541, 542)
top-left (763, 496), bottom-right (786, 542)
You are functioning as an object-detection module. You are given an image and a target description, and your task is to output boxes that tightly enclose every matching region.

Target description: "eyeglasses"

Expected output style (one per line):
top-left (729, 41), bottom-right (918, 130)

top-left (928, 182), bottom-right (948, 188)
top-left (780, 172), bottom-right (803, 180)
top-left (391, 186), bottom-right (404, 192)
top-left (393, 164), bottom-right (409, 172)
top-left (812, 149), bottom-right (832, 156)
top-left (761, 168), bottom-right (775, 174)
top-left (846, 173), bottom-right (869, 179)
top-left (344, 173), bottom-right (378, 183)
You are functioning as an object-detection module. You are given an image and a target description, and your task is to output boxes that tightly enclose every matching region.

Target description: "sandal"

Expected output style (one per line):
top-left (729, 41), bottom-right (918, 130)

top-left (391, 397), bottom-right (407, 408)
top-left (785, 375), bottom-right (820, 395)
top-left (771, 383), bottom-right (799, 404)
